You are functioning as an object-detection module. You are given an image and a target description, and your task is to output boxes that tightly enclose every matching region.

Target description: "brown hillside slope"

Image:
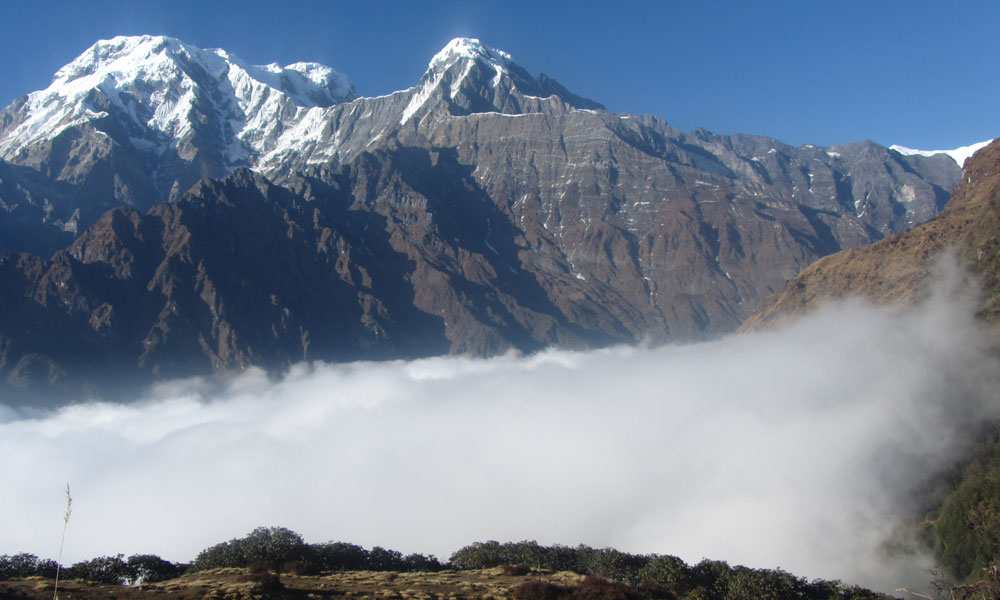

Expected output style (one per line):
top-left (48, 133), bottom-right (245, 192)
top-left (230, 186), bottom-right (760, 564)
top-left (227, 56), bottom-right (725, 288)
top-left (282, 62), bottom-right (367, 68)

top-left (741, 138), bottom-right (1000, 330)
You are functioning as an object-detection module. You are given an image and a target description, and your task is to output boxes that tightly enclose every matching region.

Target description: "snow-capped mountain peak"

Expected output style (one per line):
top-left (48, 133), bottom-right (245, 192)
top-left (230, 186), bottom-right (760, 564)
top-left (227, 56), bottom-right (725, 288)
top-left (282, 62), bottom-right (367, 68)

top-left (428, 37), bottom-right (513, 73)
top-left (0, 35), bottom-right (356, 164)
top-left (400, 37), bottom-right (551, 125)
top-left (890, 139), bottom-right (994, 168)
top-left (53, 35), bottom-right (185, 83)
top-left (51, 35), bottom-right (355, 108)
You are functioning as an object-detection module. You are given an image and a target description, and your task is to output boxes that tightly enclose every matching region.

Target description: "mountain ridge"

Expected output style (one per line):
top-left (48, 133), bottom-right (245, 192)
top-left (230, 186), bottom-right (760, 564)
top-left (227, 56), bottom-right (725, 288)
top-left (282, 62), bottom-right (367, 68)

top-left (0, 35), bottom-right (973, 402)
top-left (741, 138), bottom-right (1000, 330)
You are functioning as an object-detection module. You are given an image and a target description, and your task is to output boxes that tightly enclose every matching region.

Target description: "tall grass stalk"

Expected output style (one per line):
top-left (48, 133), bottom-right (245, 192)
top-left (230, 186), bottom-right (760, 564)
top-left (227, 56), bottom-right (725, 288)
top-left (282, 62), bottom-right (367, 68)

top-left (53, 484), bottom-right (72, 600)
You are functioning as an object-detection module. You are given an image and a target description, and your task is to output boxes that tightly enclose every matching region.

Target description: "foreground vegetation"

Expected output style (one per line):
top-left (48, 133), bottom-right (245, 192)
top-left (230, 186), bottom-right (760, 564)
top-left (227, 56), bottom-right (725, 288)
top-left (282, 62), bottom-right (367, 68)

top-left (0, 528), bottom-right (895, 599)
top-left (925, 430), bottom-right (1000, 583)
top-left (9, 517), bottom-right (1000, 599)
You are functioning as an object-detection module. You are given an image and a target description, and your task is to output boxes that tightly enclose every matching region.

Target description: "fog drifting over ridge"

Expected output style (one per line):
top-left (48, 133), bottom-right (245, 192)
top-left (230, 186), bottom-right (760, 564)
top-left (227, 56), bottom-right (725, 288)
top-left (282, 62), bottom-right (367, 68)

top-left (2, 264), bottom-right (998, 593)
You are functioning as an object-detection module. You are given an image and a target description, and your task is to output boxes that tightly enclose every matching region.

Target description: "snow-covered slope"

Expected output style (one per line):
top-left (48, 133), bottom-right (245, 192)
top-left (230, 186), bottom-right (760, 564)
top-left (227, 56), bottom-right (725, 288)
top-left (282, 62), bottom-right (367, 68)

top-left (890, 139), bottom-right (994, 168)
top-left (0, 35), bottom-right (601, 182)
top-left (398, 37), bottom-right (604, 126)
top-left (0, 35), bottom-right (356, 166)
top-left (401, 38), bottom-right (518, 124)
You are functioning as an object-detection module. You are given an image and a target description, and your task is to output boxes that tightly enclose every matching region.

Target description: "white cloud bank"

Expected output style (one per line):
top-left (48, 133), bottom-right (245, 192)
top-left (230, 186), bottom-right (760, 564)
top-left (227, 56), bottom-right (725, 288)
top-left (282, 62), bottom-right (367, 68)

top-left (1, 267), bottom-right (998, 594)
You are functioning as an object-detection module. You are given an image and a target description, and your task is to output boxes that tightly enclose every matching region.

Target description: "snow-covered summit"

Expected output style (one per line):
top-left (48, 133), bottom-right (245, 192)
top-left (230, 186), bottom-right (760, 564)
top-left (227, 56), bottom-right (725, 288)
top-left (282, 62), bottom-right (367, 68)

top-left (398, 37), bottom-right (599, 125)
top-left (0, 34), bottom-right (606, 195)
top-left (401, 37), bottom-right (519, 125)
top-left (428, 38), bottom-right (514, 73)
top-left (0, 35), bottom-right (356, 163)
top-left (53, 35), bottom-right (355, 107)
top-left (890, 139), bottom-right (994, 168)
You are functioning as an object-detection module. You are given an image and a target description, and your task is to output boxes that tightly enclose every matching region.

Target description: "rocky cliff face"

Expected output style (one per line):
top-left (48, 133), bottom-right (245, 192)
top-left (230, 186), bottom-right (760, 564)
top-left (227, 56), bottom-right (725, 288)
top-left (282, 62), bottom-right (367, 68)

top-left (741, 139), bottom-right (1000, 331)
top-left (0, 36), bottom-right (970, 403)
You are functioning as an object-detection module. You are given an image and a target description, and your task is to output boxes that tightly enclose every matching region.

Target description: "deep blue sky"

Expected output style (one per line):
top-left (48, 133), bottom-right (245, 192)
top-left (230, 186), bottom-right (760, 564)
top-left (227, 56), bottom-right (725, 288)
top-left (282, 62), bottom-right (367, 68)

top-left (2, 0), bottom-right (996, 150)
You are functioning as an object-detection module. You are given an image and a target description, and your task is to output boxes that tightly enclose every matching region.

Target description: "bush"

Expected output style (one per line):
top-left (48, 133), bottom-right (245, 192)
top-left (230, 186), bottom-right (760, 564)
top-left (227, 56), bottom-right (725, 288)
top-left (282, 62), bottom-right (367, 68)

top-left (284, 560), bottom-right (319, 576)
top-left (573, 576), bottom-right (640, 600)
top-left (34, 558), bottom-right (60, 579)
top-left (313, 542), bottom-right (368, 572)
top-left (575, 547), bottom-right (647, 584)
top-left (450, 540), bottom-right (506, 569)
top-left (501, 564), bottom-right (532, 576)
top-left (245, 561), bottom-right (283, 590)
top-left (126, 554), bottom-right (184, 583)
top-left (513, 580), bottom-right (572, 600)
top-left (512, 577), bottom-right (640, 600)
top-left (403, 553), bottom-right (445, 572)
top-left (67, 554), bottom-right (131, 585)
top-left (0, 553), bottom-right (59, 580)
top-left (241, 526), bottom-right (309, 565)
top-left (367, 546), bottom-right (405, 571)
top-left (191, 530), bottom-right (431, 575)
top-left (0, 552), bottom-right (181, 586)
top-left (192, 540), bottom-right (243, 570)
top-left (932, 448), bottom-right (1000, 581)
top-left (193, 526), bottom-right (311, 570)
top-left (544, 545), bottom-right (581, 572)
top-left (638, 555), bottom-right (688, 590)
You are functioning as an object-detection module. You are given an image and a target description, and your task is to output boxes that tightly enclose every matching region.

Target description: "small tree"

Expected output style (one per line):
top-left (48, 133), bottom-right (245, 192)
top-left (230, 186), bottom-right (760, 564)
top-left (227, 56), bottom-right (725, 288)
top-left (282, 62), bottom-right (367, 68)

top-left (126, 554), bottom-right (183, 584)
top-left (403, 553), bottom-right (444, 572)
top-left (193, 526), bottom-right (310, 570)
top-left (638, 554), bottom-right (688, 589)
top-left (67, 554), bottom-right (131, 585)
top-left (313, 542), bottom-right (368, 572)
top-left (367, 546), bottom-right (404, 571)
top-left (241, 526), bottom-right (308, 565)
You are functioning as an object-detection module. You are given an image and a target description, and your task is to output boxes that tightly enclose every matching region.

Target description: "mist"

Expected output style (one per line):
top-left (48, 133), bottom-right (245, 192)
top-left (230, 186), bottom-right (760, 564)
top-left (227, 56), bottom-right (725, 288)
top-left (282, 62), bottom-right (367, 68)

top-left (2, 265), bottom-right (998, 593)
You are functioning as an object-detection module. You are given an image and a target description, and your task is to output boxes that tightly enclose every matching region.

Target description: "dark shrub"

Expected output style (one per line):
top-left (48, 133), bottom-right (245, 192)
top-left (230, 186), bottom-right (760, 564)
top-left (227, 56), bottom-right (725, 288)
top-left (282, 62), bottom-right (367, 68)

top-left (501, 564), bottom-right (532, 576)
top-left (403, 553), bottom-right (445, 572)
top-left (572, 576), bottom-right (639, 600)
top-left (193, 540), bottom-right (242, 570)
top-left (193, 526), bottom-right (310, 570)
top-left (0, 554), bottom-right (44, 579)
top-left (313, 542), bottom-right (368, 572)
top-left (68, 554), bottom-right (131, 585)
top-left (636, 580), bottom-right (678, 600)
top-left (575, 547), bottom-right (646, 584)
top-left (450, 540), bottom-right (507, 569)
top-left (34, 558), bottom-right (60, 579)
top-left (245, 561), bottom-right (282, 590)
top-left (126, 554), bottom-right (183, 583)
top-left (239, 526), bottom-right (309, 566)
top-left (543, 545), bottom-right (580, 572)
top-left (452, 541), bottom-right (576, 572)
top-left (687, 559), bottom-right (730, 596)
top-left (367, 546), bottom-right (405, 571)
top-left (284, 560), bottom-right (319, 576)
top-left (638, 555), bottom-right (688, 590)
top-left (513, 580), bottom-right (572, 600)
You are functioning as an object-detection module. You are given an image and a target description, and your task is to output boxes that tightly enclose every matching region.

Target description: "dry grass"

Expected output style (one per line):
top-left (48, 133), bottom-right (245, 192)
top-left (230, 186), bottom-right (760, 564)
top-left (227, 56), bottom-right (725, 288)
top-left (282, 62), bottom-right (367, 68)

top-left (0, 568), bottom-right (591, 600)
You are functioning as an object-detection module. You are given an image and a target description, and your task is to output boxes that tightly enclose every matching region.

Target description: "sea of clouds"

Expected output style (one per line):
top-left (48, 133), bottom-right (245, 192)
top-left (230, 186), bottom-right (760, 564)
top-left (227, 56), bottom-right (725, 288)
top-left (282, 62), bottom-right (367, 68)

top-left (2, 262), bottom-right (998, 593)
